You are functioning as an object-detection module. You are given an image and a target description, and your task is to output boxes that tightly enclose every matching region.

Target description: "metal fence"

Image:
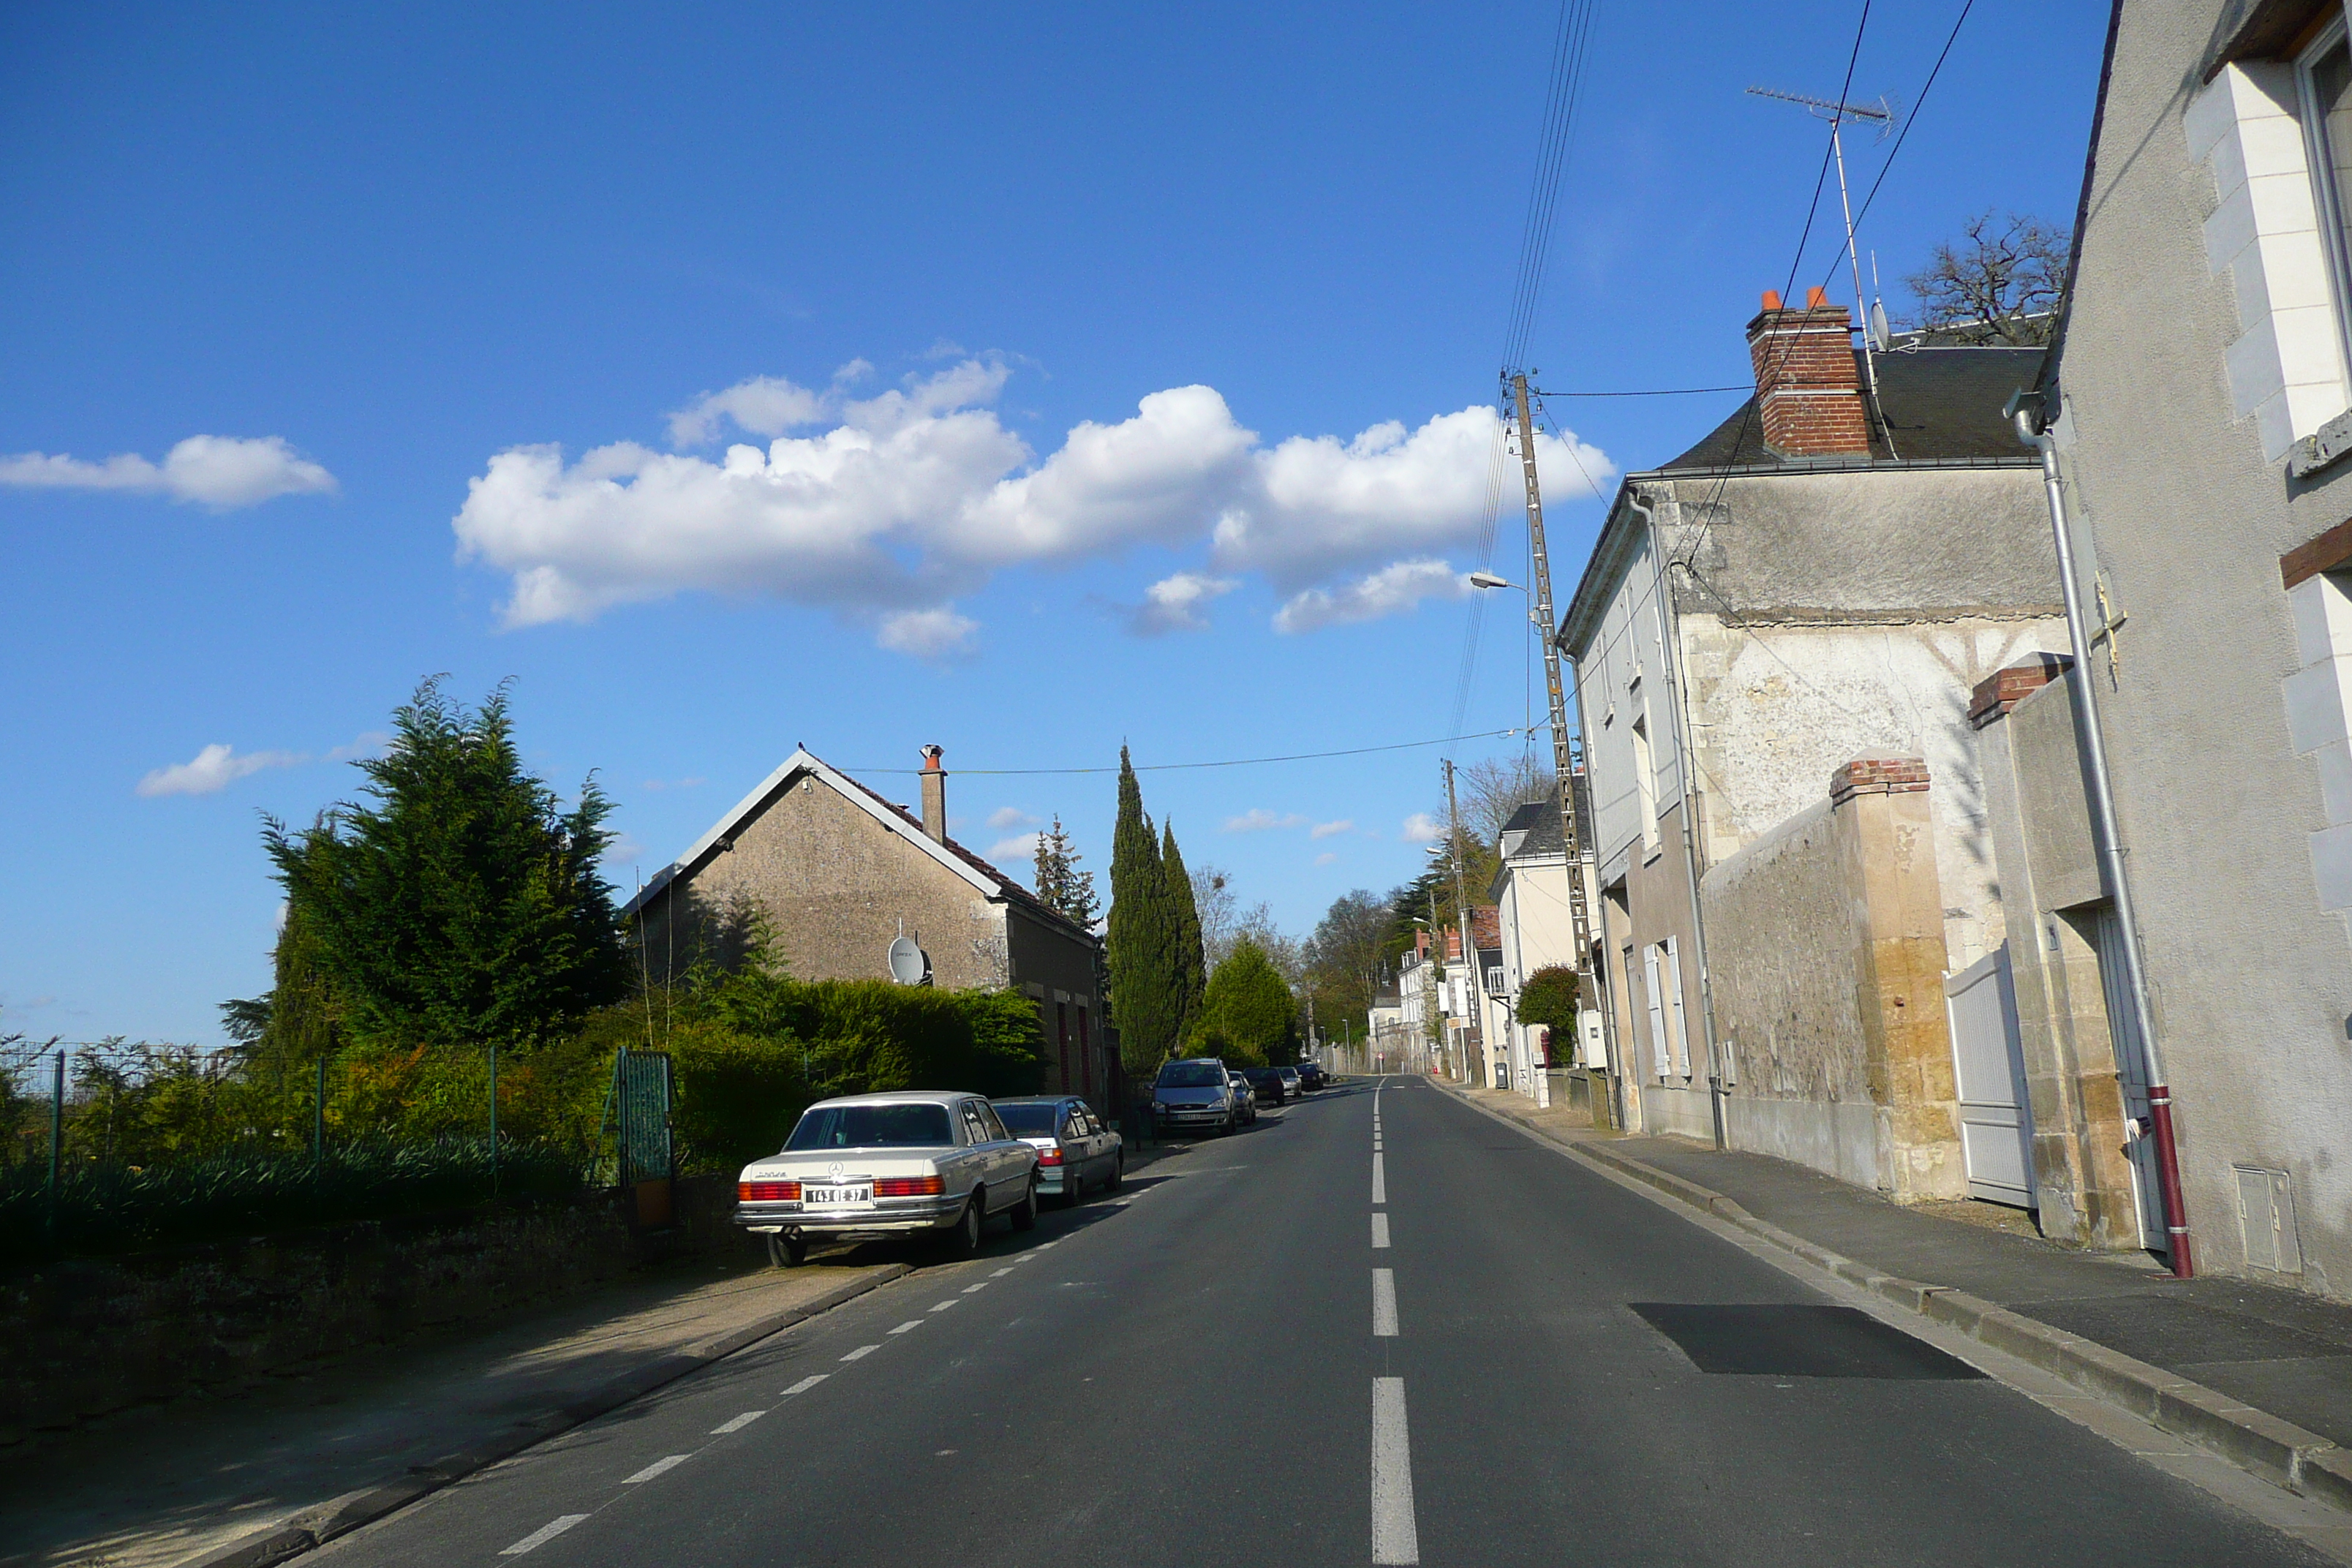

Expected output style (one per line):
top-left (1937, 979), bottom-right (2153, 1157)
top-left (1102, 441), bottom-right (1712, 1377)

top-left (0, 1035), bottom-right (659, 1259)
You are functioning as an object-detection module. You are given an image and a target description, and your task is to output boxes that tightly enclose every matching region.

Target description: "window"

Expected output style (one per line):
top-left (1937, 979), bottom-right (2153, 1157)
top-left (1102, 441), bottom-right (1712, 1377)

top-left (785, 1103), bottom-right (953, 1150)
top-left (2302, 18), bottom-right (2352, 383)
top-left (960, 1104), bottom-right (990, 1146)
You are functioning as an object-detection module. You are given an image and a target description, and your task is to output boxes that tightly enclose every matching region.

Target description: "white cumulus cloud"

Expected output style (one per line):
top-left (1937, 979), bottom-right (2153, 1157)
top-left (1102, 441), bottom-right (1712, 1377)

top-left (1224, 809), bottom-right (1308, 833)
top-left (878, 606), bottom-right (979, 660)
top-left (1120, 572), bottom-right (1238, 636)
top-left (1315, 851), bottom-right (1339, 866)
top-left (137, 742), bottom-right (305, 798)
top-left (990, 832), bottom-right (1043, 864)
top-left (452, 363), bottom-right (1612, 652)
top-left (1, 436), bottom-right (336, 510)
top-left (1401, 812), bottom-right (1444, 844)
top-left (1311, 818), bottom-right (1354, 838)
top-left (986, 805), bottom-right (1039, 830)
top-left (1273, 559), bottom-right (1470, 634)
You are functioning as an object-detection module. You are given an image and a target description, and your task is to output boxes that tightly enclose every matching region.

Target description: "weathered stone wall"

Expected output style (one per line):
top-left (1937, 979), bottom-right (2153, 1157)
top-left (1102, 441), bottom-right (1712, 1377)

top-left (639, 772), bottom-right (1011, 992)
top-left (1702, 756), bottom-right (1964, 1201)
top-left (0, 1176), bottom-right (738, 1447)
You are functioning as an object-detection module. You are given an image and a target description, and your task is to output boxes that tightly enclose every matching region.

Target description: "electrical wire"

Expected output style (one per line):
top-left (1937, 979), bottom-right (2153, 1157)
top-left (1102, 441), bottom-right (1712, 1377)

top-left (1534, 385), bottom-right (1752, 397)
top-left (843, 727), bottom-right (1526, 777)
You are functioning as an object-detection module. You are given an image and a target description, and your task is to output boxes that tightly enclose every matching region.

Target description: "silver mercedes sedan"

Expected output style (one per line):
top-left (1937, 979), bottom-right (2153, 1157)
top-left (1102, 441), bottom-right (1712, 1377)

top-left (735, 1091), bottom-right (1041, 1266)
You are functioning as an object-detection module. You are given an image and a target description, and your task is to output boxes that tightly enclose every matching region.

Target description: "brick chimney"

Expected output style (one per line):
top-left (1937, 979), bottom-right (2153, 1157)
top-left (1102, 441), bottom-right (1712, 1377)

top-left (1746, 285), bottom-right (1872, 458)
top-left (919, 745), bottom-right (947, 843)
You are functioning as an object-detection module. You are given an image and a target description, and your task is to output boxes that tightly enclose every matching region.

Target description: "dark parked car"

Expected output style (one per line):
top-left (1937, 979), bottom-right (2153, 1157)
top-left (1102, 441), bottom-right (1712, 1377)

top-left (1153, 1057), bottom-right (1237, 1135)
top-left (1295, 1061), bottom-right (1326, 1091)
top-left (1243, 1066), bottom-right (1287, 1105)
top-left (992, 1095), bottom-right (1124, 1205)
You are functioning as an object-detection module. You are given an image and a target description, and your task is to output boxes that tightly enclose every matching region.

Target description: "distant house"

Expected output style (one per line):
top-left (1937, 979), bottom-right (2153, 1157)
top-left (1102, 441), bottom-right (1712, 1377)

top-left (622, 746), bottom-right (1109, 1108)
top-left (1486, 782), bottom-right (1603, 1095)
top-left (1558, 290), bottom-right (2066, 1194)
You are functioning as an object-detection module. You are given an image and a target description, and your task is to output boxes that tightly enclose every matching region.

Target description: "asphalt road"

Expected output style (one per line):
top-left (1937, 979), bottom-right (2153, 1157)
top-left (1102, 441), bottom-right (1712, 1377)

top-left (306, 1077), bottom-right (2332, 1567)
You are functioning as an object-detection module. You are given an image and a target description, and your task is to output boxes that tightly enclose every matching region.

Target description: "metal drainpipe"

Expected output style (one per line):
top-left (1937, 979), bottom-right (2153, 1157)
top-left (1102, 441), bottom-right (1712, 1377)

top-left (1629, 488), bottom-right (1730, 1150)
top-left (2016, 408), bottom-right (2193, 1277)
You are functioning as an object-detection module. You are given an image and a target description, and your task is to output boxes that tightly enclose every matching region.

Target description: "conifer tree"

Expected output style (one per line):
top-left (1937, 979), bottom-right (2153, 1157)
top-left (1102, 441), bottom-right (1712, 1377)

top-left (1030, 815), bottom-right (1100, 929)
top-left (1107, 748), bottom-right (1176, 1072)
top-left (1161, 823), bottom-right (1207, 1045)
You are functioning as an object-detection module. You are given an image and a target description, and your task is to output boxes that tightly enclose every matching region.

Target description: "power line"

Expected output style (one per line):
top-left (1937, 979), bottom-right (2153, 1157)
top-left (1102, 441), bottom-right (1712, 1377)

top-left (845, 727), bottom-right (1526, 777)
top-left (1532, 385), bottom-right (1751, 398)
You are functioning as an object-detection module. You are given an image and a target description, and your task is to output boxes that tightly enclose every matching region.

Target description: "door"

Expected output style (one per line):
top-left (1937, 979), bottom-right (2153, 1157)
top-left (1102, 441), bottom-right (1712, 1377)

top-left (1945, 949), bottom-right (2035, 1207)
top-left (975, 1100), bottom-right (1027, 1205)
top-left (2094, 909), bottom-right (2169, 1254)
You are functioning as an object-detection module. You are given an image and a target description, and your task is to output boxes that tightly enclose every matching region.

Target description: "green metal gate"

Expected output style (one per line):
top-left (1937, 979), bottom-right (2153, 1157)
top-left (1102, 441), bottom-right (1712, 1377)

top-left (605, 1046), bottom-right (674, 1188)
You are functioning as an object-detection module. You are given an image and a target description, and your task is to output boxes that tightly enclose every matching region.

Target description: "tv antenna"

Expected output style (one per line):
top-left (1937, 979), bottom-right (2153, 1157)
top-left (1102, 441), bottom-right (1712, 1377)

top-left (1749, 85), bottom-right (1901, 454)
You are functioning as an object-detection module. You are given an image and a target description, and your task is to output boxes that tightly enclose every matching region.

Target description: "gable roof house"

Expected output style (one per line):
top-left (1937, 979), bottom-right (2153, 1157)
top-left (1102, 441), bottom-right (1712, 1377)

top-left (1486, 782), bottom-right (1604, 1098)
top-left (622, 746), bottom-right (1109, 1108)
top-left (1557, 290), bottom-right (2067, 1199)
top-left (1955, 0), bottom-right (2352, 1291)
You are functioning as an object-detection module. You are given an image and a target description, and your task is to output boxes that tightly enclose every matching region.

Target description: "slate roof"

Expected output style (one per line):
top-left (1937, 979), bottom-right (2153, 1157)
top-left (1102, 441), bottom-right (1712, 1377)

top-left (1662, 345), bottom-right (2046, 470)
top-left (1495, 778), bottom-right (1594, 861)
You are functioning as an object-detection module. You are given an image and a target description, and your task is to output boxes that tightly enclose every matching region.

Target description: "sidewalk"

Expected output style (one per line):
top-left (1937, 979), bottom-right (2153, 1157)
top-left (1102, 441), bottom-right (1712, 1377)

top-left (1444, 1081), bottom-right (2352, 1511)
top-left (0, 1248), bottom-right (908, 1568)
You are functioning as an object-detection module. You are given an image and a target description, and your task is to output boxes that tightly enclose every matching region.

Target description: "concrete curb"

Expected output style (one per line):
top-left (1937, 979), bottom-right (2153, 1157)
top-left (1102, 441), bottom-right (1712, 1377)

top-left (1436, 1081), bottom-right (2352, 1518)
top-left (179, 1264), bottom-right (913, 1568)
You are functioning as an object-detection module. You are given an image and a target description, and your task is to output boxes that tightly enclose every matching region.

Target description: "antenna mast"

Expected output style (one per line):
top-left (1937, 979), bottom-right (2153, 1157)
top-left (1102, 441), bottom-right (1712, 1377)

top-left (1748, 85), bottom-right (1899, 455)
top-left (1509, 374), bottom-right (1595, 999)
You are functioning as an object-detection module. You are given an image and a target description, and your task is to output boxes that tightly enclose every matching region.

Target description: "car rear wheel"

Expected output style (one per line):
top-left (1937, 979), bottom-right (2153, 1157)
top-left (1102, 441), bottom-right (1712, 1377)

top-left (947, 1191), bottom-right (985, 1256)
top-left (1012, 1177), bottom-right (1039, 1231)
top-left (766, 1232), bottom-right (807, 1268)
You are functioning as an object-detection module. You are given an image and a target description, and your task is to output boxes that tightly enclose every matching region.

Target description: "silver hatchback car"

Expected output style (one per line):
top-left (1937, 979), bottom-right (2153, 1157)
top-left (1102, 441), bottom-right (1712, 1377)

top-left (992, 1096), bottom-right (1125, 1205)
top-left (735, 1091), bottom-right (1040, 1266)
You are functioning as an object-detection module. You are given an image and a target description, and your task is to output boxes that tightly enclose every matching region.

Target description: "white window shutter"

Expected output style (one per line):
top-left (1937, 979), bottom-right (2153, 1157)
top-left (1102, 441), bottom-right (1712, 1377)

top-left (1643, 948), bottom-right (1668, 1081)
top-left (1663, 936), bottom-right (1691, 1077)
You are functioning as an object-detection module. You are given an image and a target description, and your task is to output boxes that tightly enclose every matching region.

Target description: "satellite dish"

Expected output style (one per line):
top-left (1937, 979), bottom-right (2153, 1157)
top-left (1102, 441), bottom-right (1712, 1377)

top-left (1869, 299), bottom-right (1892, 353)
top-left (887, 935), bottom-right (930, 986)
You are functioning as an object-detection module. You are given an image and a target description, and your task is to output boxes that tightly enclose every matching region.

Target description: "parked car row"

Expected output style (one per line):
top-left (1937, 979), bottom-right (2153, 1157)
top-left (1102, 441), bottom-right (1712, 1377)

top-left (1149, 1055), bottom-right (1326, 1137)
top-left (732, 1090), bottom-right (1123, 1266)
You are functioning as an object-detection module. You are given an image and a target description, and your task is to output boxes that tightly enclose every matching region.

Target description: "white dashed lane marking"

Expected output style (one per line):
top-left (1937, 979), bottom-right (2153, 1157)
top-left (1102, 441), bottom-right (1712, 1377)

top-left (991, 1267), bottom-right (1015, 1277)
top-left (712, 1411), bottom-right (765, 1434)
top-left (1372, 1153), bottom-right (1387, 1205)
top-left (1371, 1379), bottom-right (1420, 1564)
top-left (930, 1299), bottom-right (960, 1312)
top-left (501, 1515), bottom-right (589, 1556)
top-left (962, 1281), bottom-right (990, 1293)
top-left (1373, 1269), bottom-right (1399, 1337)
top-left (889, 1321), bottom-right (925, 1334)
top-left (1372, 1213), bottom-right (1391, 1249)
top-left (784, 1373), bottom-right (829, 1395)
top-left (622, 1455), bottom-right (689, 1485)
top-left (840, 1344), bottom-right (880, 1362)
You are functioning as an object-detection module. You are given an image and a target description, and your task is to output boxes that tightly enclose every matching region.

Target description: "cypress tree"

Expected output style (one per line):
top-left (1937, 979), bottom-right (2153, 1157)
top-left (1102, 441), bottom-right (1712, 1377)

top-left (1107, 748), bottom-right (1175, 1072)
top-left (1161, 823), bottom-right (1207, 1046)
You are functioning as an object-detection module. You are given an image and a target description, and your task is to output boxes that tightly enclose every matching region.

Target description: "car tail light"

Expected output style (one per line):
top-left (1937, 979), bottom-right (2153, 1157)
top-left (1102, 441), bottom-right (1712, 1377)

top-left (874, 1175), bottom-right (946, 1197)
top-left (1038, 1147), bottom-right (1064, 1166)
top-left (740, 1180), bottom-right (801, 1202)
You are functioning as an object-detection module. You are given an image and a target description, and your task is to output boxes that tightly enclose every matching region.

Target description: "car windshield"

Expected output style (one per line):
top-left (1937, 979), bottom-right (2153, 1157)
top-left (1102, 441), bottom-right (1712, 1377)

top-left (1157, 1060), bottom-right (1225, 1088)
top-left (785, 1103), bottom-right (954, 1150)
top-left (992, 1103), bottom-right (1060, 1136)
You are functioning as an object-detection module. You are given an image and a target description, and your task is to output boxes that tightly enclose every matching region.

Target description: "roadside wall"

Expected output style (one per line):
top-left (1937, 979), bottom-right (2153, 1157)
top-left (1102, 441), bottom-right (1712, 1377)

top-left (0, 1176), bottom-right (742, 1448)
top-left (1702, 755), bottom-right (1964, 1201)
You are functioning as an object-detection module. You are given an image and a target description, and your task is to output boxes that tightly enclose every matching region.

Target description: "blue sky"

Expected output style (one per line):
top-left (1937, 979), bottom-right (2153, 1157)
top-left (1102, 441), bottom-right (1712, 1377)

top-left (0, 1), bottom-right (2109, 1045)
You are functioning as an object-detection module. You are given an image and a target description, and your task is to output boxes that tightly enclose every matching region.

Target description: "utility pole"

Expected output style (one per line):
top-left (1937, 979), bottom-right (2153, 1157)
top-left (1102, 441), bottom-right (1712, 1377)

top-left (1444, 758), bottom-right (1483, 1085)
top-left (1510, 375), bottom-right (1596, 978)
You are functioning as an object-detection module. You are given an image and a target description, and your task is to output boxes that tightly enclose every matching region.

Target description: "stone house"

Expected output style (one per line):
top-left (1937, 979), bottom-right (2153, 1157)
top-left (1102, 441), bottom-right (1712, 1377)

top-left (1557, 292), bottom-right (2069, 1192)
top-left (622, 746), bottom-right (1110, 1109)
top-left (1961, 0), bottom-right (2352, 1294)
top-left (1485, 783), bottom-right (1605, 1096)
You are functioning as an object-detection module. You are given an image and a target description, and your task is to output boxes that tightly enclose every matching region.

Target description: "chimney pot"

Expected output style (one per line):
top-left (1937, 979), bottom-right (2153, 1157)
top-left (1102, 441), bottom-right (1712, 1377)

top-left (1805, 285), bottom-right (1829, 308)
top-left (919, 745), bottom-right (947, 844)
top-left (1760, 289), bottom-right (1783, 311)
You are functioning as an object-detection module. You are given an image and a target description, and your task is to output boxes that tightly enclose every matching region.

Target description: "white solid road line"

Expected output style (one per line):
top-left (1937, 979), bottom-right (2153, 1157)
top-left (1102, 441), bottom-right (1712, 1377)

top-left (711, 1410), bottom-right (765, 1434)
top-left (1372, 1213), bottom-right (1391, 1249)
top-left (1372, 1269), bottom-right (1399, 1337)
top-left (841, 1344), bottom-right (881, 1361)
top-left (889, 1320), bottom-right (925, 1335)
top-left (501, 1515), bottom-right (590, 1556)
top-left (622, 1455), bottom-right (690, 1484)
top-left (1372, 1152), bottom-right (1387, 1205)
top-left (784, 1374), bottom-right (830, 1394)
top-left (1371, 1379), bottom-right (1420, 1565)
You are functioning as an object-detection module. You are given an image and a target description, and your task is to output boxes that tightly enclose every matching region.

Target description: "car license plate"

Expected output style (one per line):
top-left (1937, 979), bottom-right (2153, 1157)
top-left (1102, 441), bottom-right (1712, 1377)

top-left (803, 1184), bottom-right (873, 1208)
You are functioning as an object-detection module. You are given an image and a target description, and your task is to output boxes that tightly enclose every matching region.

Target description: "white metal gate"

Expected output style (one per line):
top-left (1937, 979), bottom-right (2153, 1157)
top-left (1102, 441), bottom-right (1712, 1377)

top-left (1945, 948), bottom-right (2035, 1207)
